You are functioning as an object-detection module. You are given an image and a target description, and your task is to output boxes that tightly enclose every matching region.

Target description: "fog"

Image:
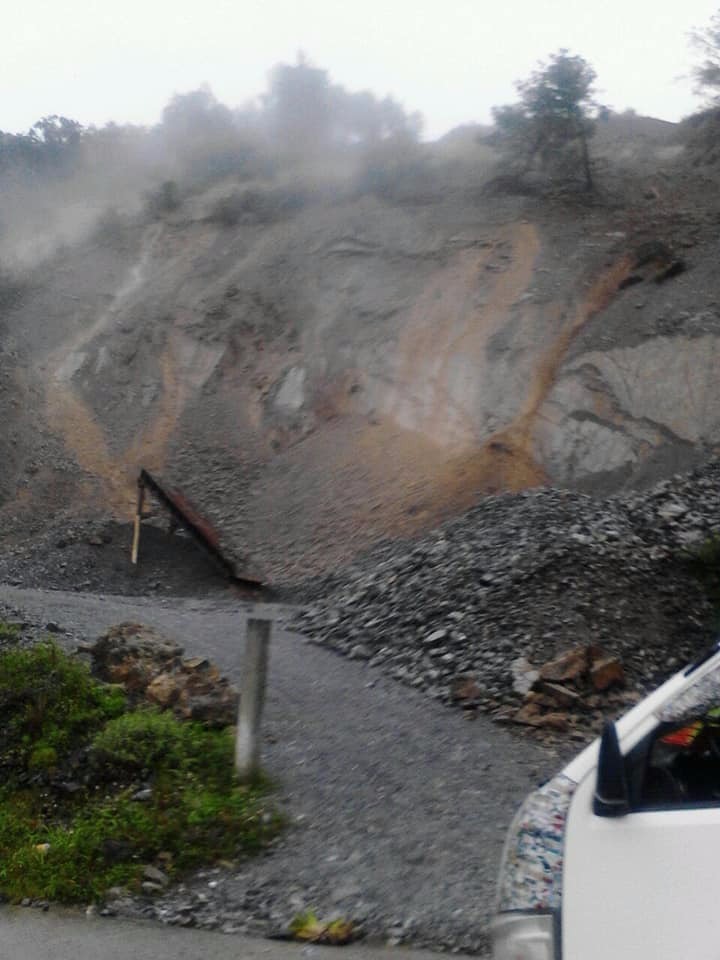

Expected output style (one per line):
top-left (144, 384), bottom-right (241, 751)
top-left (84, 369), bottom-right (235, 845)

top-left (5, 0), bottom-right (720, 139)
top-left (0, 60), bottom-right (429, 270)
top-left (0, 24), bottom-right (714, 277)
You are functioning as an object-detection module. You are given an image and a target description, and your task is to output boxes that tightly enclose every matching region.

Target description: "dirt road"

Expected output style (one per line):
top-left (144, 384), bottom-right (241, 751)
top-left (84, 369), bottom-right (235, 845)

top-left (0, 586), bottom-right (556, 953)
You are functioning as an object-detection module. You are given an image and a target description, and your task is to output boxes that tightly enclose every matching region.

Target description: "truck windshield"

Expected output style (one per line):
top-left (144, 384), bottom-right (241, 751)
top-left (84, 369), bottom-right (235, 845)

top-left (639, 714), bottom-right (720, 807)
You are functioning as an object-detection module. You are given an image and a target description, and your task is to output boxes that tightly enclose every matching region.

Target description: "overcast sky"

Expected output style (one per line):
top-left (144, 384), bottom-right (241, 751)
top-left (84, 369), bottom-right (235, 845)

top-left (4, 0), bottom-right (719, 140)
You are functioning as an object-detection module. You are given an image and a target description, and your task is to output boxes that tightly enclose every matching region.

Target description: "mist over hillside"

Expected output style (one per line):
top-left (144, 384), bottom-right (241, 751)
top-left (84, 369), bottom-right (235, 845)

top-left (0, 59), bottom-right (424, 268)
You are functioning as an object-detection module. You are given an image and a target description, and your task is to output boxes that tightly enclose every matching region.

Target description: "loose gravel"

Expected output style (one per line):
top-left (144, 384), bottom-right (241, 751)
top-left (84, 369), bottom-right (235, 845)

top-left (293, 461), bottom-right (720, 718)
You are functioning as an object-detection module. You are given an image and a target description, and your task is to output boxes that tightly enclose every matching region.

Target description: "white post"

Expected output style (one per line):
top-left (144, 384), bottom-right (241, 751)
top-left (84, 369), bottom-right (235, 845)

top-left (131, 481), bottom-right (145, 565)
top-left (235, 618), bottom-right (271, 782)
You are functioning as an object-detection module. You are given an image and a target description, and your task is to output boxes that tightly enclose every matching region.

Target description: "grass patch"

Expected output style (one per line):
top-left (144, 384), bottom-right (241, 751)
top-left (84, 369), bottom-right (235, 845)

top-left (0, 639), bottom-right (282, 903)
top-left (0, 622), bottom-right (21, 644)
top-left (682, 534), bottom-right (720, 619)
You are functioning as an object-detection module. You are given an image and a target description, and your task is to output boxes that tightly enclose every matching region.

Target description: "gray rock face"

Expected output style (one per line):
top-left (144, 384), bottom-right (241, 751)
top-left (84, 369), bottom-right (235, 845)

top-left (3, 170), bottom-right (720, 585)
top-left (537, 334), bottom-right (720, 485)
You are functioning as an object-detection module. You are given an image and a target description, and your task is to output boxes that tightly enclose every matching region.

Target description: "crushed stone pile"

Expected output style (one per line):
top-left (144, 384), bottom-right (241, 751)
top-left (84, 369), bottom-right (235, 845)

top-left (0, 518), bottom-right (234, 597)
top-left (294, 460), bottom-right (720, 731)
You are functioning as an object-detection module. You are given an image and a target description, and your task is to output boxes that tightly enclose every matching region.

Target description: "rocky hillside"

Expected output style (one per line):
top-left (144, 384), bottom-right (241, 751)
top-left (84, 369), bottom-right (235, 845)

top-left (2, 116), bottom-right (720, 585)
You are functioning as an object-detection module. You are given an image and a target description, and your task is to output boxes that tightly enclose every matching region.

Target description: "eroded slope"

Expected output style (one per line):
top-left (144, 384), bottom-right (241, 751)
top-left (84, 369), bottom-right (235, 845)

top-left (2, 166), bottom-right (719, 581)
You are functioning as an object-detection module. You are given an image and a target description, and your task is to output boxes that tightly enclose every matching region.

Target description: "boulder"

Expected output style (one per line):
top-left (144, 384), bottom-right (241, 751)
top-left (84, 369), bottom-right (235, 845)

top-left (590, 656), bottom-right (625, 692)
top-left (511, 656), bottom-right (540, 695)
top-left (535, 681), bottom-right (581, 708)
top-left (88, 623), bottom-right (238, 727)
top-left (538, 646), bottom-right (589, 684)
top-left (90, 623), bottom-right (182, 693)
top-left (536, 712), bottom-right (569, 733)
top-left (512, 645), bottom-right (626, 734)
top-left (513, 701), bottom-right (544, 727)
top-left (451, 677), bottom-right (482, 708)
top-left (145, 671), bottom-right (180, 708)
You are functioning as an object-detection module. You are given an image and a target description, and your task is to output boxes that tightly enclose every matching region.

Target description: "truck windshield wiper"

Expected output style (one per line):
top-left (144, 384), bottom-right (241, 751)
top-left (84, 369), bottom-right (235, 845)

top-left (685, 638), bottom-right (720, 676)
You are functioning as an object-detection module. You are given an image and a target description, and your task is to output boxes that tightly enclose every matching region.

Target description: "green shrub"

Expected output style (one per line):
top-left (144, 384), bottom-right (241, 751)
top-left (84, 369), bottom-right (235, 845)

top-left (0, 622), bottom-right (21, 644)
top-left (90, 707), bottom-right (235, 788)
top-left (354, 137), bottom-right (437, 204)
top-left (0, 643), bottom-right (282, 903)
top-left (0, 792), bottom-right (151, 901)
top-left (0, 641), bottom-right (126, 771)
top-left (683, 533), bottom-right (720, 624)
top-left (92, 207), bottom-right (133, 251)
top-left (28, 743), bottom-right (58, 771)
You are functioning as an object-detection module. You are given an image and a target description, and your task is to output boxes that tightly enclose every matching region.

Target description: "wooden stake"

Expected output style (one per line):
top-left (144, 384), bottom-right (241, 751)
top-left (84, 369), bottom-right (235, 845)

top-left (131, 480), bottom-right (145, 565)
top-left (235, 618), bottom-right (271, 782)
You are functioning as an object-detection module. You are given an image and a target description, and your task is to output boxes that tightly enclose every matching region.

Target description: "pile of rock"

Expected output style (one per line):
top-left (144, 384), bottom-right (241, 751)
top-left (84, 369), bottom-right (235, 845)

top-left (0, 518), bottom-right (232, 597)
top-left (294, 459), bottom-right (720, 727)
top-left (501, 645), bottom-right (634, 736)
top-left (86, 622), bottom-right (238, 727)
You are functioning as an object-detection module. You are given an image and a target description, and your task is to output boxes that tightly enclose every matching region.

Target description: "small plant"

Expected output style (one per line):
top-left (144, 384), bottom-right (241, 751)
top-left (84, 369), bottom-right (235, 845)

top-left (682, 533), bottom-right (720, 626)
top-left (290, 910), bottom-right (356, 945)
top-left (0, 622), bottom-right (21, 644)
top-left (0, 641), bottom-right (126, 772)
top-left (90, 707), bottom-right (236, 789)
top-left (28, 743), bottom-right (58, 771)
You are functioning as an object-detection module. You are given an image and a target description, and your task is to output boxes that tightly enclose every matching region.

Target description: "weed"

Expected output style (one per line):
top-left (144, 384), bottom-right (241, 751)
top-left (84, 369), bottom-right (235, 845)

top-left (0, 641), bottom-right (126, 772)
top-left (290, 910), bottom-right (356, 945)
top-left (90, 707), bottom-right (234, 785)
top-left (0, 622), bottom-right (21, 644)
top-left (28, 744), bottom-right (58, 771)
top-left (682, 534), bottom-right (720, 623)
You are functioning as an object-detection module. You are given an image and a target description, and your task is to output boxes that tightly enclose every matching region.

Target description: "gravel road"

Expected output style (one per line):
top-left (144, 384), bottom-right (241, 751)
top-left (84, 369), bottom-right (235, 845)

top-left (0, 905), bottom-right (454, 960)
top-left (0, 585), bottom-right (558, 954)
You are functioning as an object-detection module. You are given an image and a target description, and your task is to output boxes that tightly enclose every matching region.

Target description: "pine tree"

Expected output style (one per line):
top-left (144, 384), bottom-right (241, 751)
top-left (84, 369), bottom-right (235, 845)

top-left (492, 50), bottom-right (599, 191)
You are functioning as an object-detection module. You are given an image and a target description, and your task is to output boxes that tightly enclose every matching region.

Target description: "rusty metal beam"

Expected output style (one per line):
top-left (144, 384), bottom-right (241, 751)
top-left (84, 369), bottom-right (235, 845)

top-left (137, 469), bottom-right (263, 587)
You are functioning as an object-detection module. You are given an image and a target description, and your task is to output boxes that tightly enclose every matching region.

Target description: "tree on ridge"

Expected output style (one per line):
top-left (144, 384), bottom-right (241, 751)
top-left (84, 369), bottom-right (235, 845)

top-left (491, 50), bottom-right (600, 192)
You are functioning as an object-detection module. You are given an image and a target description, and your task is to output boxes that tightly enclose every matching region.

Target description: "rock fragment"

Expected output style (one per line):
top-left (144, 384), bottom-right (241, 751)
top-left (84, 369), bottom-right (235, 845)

top-left (590, 657), bottom-right (625, 692)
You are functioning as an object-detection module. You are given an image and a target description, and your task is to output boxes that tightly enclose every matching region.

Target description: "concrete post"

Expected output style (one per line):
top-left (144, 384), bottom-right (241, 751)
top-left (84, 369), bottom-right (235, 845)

top-left (235, 618), bottom-right (271, 782)
top-left (131, 480), bottom-right (145, 566)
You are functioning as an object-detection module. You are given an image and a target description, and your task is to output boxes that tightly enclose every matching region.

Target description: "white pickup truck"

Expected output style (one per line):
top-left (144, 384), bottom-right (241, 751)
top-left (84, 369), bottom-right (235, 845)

top-left (491, 640), bottom-right (720, 960)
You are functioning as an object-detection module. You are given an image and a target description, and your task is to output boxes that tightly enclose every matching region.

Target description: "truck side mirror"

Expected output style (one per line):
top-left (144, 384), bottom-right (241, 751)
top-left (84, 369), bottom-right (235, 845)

top-left (594, 720), bottom-right (630, 817)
